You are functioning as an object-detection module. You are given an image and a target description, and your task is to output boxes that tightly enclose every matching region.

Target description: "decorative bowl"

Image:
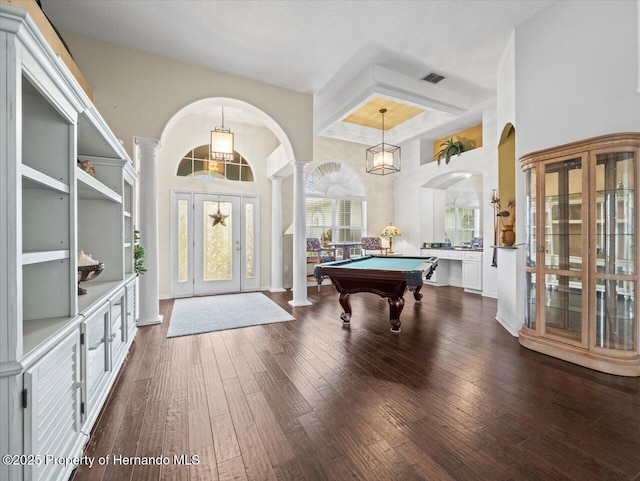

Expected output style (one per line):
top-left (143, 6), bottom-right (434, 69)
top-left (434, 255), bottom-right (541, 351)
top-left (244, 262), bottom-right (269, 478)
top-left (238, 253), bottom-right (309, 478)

top-left (77, 263), bottom-right (104, 295)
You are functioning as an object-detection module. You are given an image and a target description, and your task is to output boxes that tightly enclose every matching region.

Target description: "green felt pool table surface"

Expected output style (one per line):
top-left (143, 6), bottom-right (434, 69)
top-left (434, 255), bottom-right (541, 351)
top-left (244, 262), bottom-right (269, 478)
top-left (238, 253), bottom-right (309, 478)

top-left (322, 256), bottom-right (436, 271)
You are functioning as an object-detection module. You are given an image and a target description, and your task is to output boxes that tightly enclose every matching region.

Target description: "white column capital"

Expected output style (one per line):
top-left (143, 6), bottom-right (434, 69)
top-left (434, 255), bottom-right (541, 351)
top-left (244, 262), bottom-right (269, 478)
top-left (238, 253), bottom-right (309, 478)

top-left (134, 137), bottom-right (161, 158)
top-left (269, 175), bottom-right (283, 185)
top-left (292, 158), bottom-right (310, 169)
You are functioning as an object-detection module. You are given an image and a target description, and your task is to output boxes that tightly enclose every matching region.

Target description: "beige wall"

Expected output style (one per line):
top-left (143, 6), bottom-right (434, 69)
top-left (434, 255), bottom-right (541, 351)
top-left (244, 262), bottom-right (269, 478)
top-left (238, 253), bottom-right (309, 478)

top-left (62, 33), bottom-right (313, 160)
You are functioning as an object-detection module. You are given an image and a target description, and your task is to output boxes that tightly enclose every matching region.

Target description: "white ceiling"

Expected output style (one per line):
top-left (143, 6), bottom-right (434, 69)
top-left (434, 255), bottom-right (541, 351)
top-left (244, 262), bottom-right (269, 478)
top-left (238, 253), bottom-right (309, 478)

top-left (41, 0), bottom-right (555, 142)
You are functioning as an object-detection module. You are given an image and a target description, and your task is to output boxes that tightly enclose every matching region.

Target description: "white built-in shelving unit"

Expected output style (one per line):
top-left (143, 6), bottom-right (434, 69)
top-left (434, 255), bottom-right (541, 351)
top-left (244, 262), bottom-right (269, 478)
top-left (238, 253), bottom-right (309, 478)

top-left (0, 4), bottom-right (139, 481)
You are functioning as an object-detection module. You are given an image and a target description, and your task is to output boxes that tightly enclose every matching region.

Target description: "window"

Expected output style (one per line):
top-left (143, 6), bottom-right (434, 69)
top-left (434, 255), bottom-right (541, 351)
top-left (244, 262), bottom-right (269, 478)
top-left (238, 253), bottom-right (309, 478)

top-left (445, 207), bottom-right (479, 245)
top-left (176, 144), bottom-right (254, 182)
top-left (306, 197), bottom-right (365, 245)
top-left (304, 161), bottom-right (367, 257)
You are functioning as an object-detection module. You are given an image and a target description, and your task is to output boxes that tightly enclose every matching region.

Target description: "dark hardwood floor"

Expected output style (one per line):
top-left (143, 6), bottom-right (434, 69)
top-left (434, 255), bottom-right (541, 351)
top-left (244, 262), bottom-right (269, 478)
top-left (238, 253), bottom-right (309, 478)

top-left (71, 286), bottom-right (640, 481)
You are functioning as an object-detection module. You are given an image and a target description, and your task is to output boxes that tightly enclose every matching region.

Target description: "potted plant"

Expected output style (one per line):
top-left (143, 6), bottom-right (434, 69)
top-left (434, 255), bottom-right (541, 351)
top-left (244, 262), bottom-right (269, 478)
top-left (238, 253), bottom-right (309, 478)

top-left (435, 138), bottom-right (465, 165)
top-left (134, 228), bottom-right (147, 276)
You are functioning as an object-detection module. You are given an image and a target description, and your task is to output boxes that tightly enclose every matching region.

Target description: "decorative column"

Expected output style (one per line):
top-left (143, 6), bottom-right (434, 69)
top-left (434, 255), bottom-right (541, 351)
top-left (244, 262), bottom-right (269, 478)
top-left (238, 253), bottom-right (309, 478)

top-left (269, 176), bottom-right (285, 292)
top-left (289, 159), bottom-right (312, 307)
top-left (135, 137), bottom-right (163, 325)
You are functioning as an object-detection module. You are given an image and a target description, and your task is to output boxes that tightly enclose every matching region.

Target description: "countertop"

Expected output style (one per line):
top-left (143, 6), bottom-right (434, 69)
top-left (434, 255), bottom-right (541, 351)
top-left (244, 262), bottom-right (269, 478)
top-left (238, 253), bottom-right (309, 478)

top-left (421, 247), bottom-right (484, 252)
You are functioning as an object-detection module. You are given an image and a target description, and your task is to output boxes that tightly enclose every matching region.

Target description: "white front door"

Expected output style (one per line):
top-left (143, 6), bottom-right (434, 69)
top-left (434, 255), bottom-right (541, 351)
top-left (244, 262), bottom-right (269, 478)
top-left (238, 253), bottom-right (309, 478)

top-left (171, 191), bottom-right (260, 297)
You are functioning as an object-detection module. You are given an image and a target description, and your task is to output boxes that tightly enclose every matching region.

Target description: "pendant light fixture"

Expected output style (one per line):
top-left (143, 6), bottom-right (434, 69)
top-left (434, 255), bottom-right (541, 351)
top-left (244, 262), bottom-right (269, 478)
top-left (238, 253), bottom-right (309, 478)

top-left (366, 108), bottom-right (400, 175)
top-left (210, 106), bottom-right (234, 161)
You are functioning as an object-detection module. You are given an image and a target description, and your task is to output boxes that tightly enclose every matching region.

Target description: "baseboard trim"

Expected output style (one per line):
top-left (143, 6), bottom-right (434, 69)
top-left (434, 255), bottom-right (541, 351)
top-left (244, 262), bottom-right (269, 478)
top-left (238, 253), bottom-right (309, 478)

top-left (137, 315), bottom-right (164, 326)
top-left (495, 314), bottom-right (520, 337)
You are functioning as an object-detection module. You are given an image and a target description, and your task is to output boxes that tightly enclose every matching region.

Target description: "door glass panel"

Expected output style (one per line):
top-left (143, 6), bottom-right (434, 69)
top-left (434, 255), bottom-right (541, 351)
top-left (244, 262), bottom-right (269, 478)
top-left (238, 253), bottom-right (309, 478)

top-left (525, 168), bottom-right (536, 267)
top-left (245, 203), bottom-right (254, 278)
top-left (204, 201), bottom-right (232, 280)
top-left (178, 199), bottom-right (189, 282)
top-left (595, 278), bottom-right (635, 350)
top-left (544, 158), bottom-right (583, 270)
top-left (544, 274), bottom-right (582, 341)
top-left (595, 152), bottom-right (635, 275)
top-left (525, 272), bottom-right (536, 329)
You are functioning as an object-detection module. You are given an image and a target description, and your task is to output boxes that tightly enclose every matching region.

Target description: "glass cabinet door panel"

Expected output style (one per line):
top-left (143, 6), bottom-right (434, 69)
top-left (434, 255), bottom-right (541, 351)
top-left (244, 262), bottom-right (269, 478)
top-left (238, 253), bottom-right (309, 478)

top-left (595, 279), bottom-right (635, 350)
top-left (544, 274), bottom-right (583, 342)
top-left (525, 168), bottom-right (536, 267)
top-left (544, 158), bottom-right (583, 271)
top-left (525, 272), bottom-right (536, 329)
top-left (595, 152), bottom-right (635, 275)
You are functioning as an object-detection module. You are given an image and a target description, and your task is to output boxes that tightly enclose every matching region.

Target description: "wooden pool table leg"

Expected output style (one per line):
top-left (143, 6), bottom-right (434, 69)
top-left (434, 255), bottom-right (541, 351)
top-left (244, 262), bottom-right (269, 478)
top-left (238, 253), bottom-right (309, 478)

top-left (411, 284), bottom-right (423, 302)
top-left (388, 296), bottom-right (405, 333)
top-left (339, 293), bottom-right (352, 324)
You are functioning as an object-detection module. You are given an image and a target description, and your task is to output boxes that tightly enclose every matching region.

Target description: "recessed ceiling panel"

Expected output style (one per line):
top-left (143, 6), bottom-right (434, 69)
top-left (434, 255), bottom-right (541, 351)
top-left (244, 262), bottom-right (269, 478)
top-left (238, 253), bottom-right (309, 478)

top-left (342, 97), bottom-right (424, 130)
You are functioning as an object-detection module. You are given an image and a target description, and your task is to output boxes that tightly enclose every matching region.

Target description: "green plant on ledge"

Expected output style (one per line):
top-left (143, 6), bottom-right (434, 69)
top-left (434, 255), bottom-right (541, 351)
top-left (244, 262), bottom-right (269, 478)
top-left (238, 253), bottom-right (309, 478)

top-left (134, 228), bottom-right (147, 276)
top-left (436, 138), bottom-right (466, 165)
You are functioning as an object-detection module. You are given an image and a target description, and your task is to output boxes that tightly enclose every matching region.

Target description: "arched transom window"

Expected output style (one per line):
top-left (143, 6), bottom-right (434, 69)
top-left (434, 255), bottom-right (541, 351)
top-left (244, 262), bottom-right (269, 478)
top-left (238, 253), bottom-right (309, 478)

top-left (176, 144), bottom-right (255, 182)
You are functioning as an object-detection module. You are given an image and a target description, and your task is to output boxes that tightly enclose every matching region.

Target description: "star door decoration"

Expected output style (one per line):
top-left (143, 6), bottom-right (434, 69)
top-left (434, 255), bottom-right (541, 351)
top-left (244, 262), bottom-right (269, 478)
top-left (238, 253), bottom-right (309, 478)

top-left (209, 202), bottom-right (228, 227)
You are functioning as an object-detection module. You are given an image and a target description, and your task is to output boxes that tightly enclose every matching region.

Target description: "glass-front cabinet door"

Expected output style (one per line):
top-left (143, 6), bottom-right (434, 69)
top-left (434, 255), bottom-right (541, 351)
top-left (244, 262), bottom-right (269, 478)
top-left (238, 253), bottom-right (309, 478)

top-left (520, 133), bottom-right (640, 376)
top-left (590, 149), bottom-right (637, 354)
top-left (524, 167), bottom-right (537, 331)
top-left (540, 154), bottom-right (588, 347)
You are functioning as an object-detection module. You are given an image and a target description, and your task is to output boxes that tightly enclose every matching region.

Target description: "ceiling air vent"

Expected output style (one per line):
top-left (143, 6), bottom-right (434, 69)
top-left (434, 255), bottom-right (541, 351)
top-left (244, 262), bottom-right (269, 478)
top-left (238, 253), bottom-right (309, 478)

top-left (421, 72), bottom-right (445, 84)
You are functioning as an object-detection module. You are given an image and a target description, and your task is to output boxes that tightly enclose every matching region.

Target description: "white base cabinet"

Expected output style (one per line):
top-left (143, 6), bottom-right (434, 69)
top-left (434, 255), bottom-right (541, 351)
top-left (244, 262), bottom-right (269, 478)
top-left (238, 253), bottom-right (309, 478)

top-left (0, 4), bottom-right (139, 481)
top-left (24, 331), bottom-right (83, 481)
top-left (422, 249), bottom-right (483, 294)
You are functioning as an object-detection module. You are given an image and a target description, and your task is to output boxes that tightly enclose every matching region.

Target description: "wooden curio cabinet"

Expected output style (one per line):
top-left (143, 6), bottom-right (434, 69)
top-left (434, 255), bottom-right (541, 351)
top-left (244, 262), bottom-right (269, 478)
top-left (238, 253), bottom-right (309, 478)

top-left (520, 133), bottom-right (640, 376)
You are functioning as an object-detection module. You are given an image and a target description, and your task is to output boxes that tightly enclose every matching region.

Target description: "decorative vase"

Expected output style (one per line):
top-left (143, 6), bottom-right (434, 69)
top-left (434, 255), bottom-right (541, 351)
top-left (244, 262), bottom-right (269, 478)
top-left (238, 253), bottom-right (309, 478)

top-left (501, 226), bottom-right (516, 247)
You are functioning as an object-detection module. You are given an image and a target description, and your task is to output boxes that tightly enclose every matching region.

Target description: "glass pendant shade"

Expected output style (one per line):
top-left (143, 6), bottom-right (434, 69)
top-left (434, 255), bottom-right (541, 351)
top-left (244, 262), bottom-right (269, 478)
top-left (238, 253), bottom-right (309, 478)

top-left (211, 106), bottom-right (234, 161)
top-left (210, 130), bottom-right (234, 160)
top-left (366, 108), bottom-right (400, 175)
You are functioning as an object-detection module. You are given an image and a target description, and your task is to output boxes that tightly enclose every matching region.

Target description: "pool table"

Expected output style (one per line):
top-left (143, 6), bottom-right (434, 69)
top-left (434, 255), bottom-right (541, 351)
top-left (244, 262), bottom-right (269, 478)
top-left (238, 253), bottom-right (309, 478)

top-left (314, 255), bottom-right (438, 333)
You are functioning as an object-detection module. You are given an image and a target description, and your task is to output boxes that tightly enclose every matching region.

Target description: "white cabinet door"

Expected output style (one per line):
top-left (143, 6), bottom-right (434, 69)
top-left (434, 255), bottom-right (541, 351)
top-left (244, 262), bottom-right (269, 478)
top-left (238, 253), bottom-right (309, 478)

top-left (125, 278), bottom-right (137, 341)
top-left (109, 288), bottom-right (127, 371)
top-left (24, 330), bottom-right (82, 481)
top-left (82, 303), bottom-right (110, 422)
top-left (462, 261), bottom-right (482, 292)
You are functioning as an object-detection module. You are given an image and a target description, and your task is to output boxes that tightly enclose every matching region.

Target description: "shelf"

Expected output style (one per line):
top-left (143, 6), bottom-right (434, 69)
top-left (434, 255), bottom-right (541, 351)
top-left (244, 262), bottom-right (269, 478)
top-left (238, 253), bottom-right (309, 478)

top-left (596, 188), bottom-right (634, 195)
top-left (78, 279), bottom-right (123, 315)
top-left (22, 250), bottom-right (69, 265)
top-left (123, 211), bottom-right (132, 218)
top-left (76, 168), bottom-right (122, 203)
top-left (23, 316), bottom-right (75, 356)
top-left (21, 165), bottom-right (69, 194)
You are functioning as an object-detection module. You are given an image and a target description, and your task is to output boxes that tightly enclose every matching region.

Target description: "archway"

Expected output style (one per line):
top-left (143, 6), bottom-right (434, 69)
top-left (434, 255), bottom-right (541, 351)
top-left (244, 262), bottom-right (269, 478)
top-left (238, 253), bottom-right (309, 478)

top-left (157, 97), bottom-right (297, 298)
top-left (421, 171), bottom-right (483, 246)
top-left (160, 97), bottom-right (295, 164)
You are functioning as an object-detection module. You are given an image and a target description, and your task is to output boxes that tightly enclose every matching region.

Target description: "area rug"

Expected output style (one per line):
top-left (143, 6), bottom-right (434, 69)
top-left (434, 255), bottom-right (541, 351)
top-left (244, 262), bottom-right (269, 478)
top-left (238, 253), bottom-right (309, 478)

top-left (167, 292), bottom-right (295, 338)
